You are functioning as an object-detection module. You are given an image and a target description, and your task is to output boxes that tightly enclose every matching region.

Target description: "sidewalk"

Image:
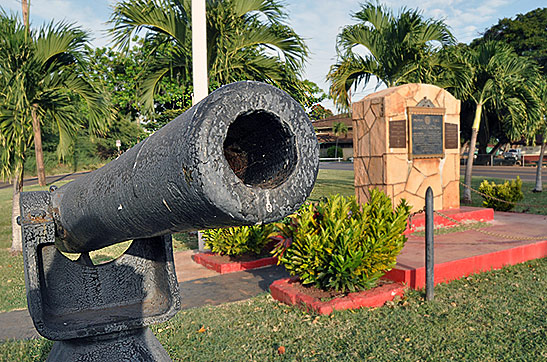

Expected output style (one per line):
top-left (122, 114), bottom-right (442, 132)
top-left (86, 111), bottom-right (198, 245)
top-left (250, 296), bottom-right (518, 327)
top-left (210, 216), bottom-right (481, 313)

top-left (0, 250), bottom-right (289, 341)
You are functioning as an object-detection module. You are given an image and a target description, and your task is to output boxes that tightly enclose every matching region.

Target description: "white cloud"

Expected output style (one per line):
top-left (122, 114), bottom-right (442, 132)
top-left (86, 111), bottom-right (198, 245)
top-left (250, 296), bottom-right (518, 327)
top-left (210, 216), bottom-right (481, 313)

top-left (3, 0), bottom-right (542, 112)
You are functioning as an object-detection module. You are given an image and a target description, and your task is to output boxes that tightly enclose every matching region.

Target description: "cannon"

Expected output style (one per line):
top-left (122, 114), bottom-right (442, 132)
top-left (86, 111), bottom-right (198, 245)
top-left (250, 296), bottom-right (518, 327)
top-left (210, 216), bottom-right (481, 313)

top-left (20, 81), bottom-right (319, 361)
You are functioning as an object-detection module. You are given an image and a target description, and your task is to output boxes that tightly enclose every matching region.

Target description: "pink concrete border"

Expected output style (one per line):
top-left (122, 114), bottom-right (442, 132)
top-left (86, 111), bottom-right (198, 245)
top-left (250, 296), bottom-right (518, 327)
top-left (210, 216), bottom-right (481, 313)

top-left (192, 252), bottom-right (278, 274)
top-left (270, 278), bottom-right (407, 315)
top-left (384, 239), bottom-right (547, 288)
top-left (405, 207), bottom-right (494, 234)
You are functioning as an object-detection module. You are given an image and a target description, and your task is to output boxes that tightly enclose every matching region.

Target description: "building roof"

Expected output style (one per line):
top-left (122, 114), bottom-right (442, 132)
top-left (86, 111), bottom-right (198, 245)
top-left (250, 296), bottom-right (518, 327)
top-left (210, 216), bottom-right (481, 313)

top-left (312, 114), bottom-right (352, 129)
top-left (312, 114), bottom-right (353, 144)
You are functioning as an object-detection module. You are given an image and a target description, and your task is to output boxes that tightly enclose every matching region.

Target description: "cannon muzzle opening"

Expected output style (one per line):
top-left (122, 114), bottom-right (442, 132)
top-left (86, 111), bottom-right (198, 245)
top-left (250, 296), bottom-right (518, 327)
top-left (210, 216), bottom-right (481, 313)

top-left (224, 109), bottom-right (297, 188)
top-left (52, 81), bottom-right (319, 253)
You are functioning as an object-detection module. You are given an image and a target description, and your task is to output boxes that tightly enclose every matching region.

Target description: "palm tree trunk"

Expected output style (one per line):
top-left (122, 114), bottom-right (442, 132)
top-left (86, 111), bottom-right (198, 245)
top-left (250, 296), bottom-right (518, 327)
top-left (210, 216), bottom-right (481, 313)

top-left (335, 137), bottom-right (339, 159)
top-left (32, 104), bottom-right (46, 186)
top-left (463, 103), bottom-right (482, 204)
top-left (22, 0), bottom-right (30, 30)
top-left (533, 139), bottom-right (545, 192)
top-left (11, 163), bottom-right (24, 253)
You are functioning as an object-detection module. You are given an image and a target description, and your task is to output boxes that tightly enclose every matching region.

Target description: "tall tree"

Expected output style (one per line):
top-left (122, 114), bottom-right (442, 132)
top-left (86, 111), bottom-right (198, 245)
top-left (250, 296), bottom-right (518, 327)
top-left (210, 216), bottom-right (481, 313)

top-left (327, 1), bottom-right (455, 110)
top-left (457, 42), bottom-right (542, 203)
top-left (332, 121), bottom-right (348, 159)
top-left (471, 8), bottom-right (547, 75)
top-left (109, 0), bottom-right (309, 113)
top-left (0, 10), bottom-right (110, 186)
top-left (532, 78), bottom-right (547, 192)
top-left (0, 11), bottom-right (110, 251)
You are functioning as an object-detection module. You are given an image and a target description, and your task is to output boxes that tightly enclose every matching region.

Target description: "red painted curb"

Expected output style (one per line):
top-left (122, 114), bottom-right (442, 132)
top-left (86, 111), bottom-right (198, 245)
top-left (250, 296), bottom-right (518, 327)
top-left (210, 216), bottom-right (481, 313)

top-left (384, 239), bottom-right (547, 288)
top-left (270, 279), bottom-right (407, 315)
top-left (192, 252), bottom-right (278, 274)
top-left (405, 207), bottom-right (494, 234)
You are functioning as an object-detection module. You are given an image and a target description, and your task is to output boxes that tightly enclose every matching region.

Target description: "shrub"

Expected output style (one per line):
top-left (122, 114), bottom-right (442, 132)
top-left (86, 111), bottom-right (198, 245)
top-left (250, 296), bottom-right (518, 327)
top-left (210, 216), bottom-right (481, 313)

top-left (326, 146), bottom-right (343, 158)
top-left (478, 177), bottom-right (523, 211)
top-left (203, 224), bottom-right (275, 256)
top-left (273, 192), bottom-right (411, 293)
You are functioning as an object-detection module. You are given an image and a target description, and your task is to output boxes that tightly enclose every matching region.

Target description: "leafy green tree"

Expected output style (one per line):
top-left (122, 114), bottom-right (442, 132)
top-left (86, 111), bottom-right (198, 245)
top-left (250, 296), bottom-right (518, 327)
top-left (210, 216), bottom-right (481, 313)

top-left (332, 121), bottom-right (348, 159)
top-left (108, 0), bottom-right (309, 113)
top-left (471, 8), bottom-right (547, 75)
top-left (299, 80), bottom-right (333, 120)
top-left (0, 11), bottom-right (110, 251)
top-left (308, 104), bottom-right (333, 121)
top-left (327, 1), bottom-right (455, 110)
top-left (457, 42), bottom-right (542, 203)
top-left (87, 46), bottom-right (143, 122)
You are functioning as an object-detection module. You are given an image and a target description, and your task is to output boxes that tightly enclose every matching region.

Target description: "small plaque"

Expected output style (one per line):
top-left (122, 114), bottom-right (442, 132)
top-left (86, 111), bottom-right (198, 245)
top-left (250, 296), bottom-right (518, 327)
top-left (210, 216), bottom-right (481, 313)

top-left (408, 107), bottom-right (445, 159)
top-left (389, 120), bottom-right (407, 148)
top-left (445, 123), bottom-right (459, 149)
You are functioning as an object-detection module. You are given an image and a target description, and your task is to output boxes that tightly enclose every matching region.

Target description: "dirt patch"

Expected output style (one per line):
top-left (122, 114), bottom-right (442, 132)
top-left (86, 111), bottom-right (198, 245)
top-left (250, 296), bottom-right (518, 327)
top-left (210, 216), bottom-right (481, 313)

top-left (205, 250), bottom-right (274, 263)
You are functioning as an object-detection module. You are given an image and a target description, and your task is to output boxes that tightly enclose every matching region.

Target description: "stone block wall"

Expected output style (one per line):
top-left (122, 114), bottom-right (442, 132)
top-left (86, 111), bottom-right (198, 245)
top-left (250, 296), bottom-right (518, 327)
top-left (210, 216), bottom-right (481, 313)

top-left (352, 84), bottom-right (460, 212)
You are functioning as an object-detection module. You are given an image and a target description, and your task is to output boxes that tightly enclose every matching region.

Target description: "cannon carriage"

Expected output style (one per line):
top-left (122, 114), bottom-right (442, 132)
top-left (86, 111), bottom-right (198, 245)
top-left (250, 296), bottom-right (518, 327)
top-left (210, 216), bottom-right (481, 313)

top-left (20, 81), bottom-right (319, 361)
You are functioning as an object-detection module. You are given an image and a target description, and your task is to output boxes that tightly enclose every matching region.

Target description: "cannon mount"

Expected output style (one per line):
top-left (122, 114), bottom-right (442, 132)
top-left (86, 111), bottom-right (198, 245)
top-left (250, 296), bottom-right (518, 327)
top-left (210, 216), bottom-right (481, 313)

top-left (21, 191), bottom-right (179, 361)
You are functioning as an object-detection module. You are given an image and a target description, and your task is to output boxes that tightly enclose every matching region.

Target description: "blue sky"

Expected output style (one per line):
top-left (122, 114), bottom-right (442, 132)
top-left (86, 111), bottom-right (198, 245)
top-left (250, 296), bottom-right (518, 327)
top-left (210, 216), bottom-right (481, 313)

top-left (3, 0), bottom-right (544, 111)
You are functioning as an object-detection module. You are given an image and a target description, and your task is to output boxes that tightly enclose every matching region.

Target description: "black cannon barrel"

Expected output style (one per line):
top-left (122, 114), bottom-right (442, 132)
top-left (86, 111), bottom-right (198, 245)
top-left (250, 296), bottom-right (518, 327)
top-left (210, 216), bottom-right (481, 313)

top-left (51, 81), bottom-right (319, 253)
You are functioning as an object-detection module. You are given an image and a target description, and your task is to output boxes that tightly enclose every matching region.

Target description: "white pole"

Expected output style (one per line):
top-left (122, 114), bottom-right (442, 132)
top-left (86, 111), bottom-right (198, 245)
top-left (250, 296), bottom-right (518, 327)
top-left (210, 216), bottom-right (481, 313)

top-left (192, 0), bottom-right (208, 104)
top-left (192, 0), bottom-right (209, 251)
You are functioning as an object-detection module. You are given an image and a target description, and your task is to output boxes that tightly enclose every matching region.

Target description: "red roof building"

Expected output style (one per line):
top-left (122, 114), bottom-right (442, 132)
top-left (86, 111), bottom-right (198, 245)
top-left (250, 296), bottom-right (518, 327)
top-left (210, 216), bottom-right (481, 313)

top-left (312, 114), bottom-right (353, 160)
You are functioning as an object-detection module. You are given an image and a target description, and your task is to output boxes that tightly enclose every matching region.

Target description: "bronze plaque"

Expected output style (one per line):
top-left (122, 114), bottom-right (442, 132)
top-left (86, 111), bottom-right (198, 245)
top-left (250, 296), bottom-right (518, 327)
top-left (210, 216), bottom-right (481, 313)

top-left (408, 107), bottom-right (445, 159)
top-left (389, 120), bottom-right (407, 148)
top-left (445, 123), bottom-right (459, 149)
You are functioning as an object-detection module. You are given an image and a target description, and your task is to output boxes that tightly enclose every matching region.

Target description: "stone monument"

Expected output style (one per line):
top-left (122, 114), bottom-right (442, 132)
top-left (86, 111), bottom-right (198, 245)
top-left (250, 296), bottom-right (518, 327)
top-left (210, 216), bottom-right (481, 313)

top-left (352, 84), bottom-right (460, 212)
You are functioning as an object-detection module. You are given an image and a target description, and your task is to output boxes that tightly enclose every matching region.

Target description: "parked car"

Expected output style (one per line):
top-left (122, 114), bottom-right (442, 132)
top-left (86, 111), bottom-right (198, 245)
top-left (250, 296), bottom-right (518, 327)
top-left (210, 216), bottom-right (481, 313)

top-left (503, 149), bottom-right (522, 165)
top-left (460, 152), bottom-right (477, 165)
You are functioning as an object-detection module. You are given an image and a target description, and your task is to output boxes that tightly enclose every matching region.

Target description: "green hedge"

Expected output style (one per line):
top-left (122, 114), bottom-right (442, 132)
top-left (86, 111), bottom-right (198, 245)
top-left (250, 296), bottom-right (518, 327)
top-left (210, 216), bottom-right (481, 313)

top-left (203, 224), bottom-right (275, 256)
top-left (478, 177), bottom-right (523, 211)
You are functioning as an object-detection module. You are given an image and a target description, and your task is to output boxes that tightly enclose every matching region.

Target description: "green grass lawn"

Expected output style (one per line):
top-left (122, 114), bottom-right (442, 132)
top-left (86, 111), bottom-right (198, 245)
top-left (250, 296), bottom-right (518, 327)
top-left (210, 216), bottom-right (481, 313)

top-left (308, 169), bottom-right (354, 201)
top-left (1, 258), bottom-right (545, 361)
top-left (0, 169), bottom-right (546, 360)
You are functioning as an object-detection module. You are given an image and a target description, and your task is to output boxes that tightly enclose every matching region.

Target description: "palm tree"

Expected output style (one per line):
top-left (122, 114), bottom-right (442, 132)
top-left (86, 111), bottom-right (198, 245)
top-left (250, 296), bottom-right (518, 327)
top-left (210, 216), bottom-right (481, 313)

top-left (532, 79), bottom-right (547, 193)
top-left (458, 42), bottom-right (542, 203)
top-left (109, 0), bottom-right (309, 112)
top-left (0, 11), bottom-right (110, 251)
top-left (327, 1), bottom-right (455, 110)
top-left (332, 121), bottom-right (348, 159)
top-left (0, 11), bottom-right (110, 185)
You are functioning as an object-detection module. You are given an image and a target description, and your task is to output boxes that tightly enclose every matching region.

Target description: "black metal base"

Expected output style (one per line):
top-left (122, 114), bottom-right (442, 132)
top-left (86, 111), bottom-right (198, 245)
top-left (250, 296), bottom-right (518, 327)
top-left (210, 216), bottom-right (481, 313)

top-left (47, 327), bottom-right (171, 362)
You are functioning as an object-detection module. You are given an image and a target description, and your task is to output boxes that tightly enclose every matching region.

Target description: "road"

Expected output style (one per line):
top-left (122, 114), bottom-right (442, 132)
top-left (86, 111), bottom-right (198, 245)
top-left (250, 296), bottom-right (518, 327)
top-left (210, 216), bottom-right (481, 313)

top-left (0, 171), bottom-right (91, 190)
top-left (319, 162), bottom-right (546, 183)
top-left (1, 163), bottom-right (543, 190)
top-left (463, 165), bottom-right (546, 183)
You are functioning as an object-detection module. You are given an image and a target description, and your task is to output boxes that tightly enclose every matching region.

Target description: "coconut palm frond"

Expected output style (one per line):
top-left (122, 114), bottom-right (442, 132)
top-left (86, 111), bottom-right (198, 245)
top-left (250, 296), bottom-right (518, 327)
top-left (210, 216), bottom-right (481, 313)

top-left (327, 1), bottom-right (455, 109)
top-left (109, 0), bottom-right (189, 51)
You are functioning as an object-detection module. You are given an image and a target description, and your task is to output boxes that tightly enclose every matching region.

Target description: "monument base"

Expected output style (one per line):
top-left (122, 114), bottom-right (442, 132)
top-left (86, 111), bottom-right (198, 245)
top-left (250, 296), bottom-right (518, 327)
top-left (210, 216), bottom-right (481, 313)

top-left (47, 327), bottom-right (171, 362)
top-left (407, 206), bottom-right (494, 233)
